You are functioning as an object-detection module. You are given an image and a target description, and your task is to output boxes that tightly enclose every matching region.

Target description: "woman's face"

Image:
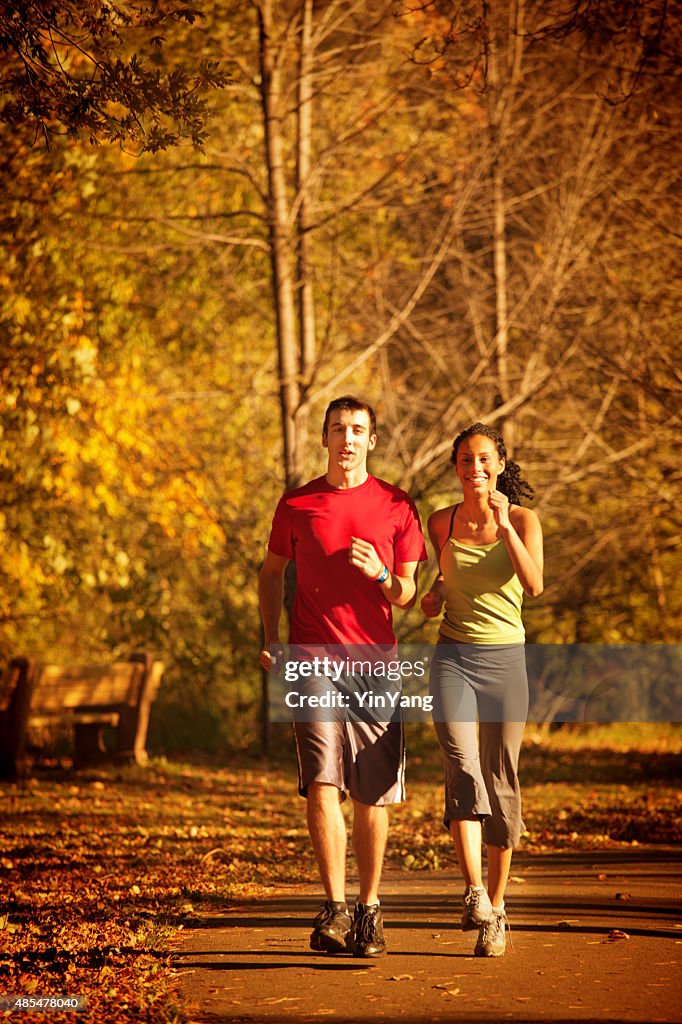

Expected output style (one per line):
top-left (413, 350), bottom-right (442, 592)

top-left (455, 434), bottom-right (505, 495)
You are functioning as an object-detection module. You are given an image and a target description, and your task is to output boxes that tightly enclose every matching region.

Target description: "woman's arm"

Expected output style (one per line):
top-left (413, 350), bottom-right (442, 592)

top-left (489, 495), bottom-right (544, 597)
top-left (420, 509), bottom-right (450, 617)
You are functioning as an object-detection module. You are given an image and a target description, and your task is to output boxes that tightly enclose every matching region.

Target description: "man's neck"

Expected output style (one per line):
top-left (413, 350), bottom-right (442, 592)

top-left (325, 466), bottom-right (370, 490)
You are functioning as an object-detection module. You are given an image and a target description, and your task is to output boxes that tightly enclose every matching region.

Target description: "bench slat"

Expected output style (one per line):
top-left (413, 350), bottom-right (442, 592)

top-left (31, 664), bottom-right (139, 711)
top-left (29, 712), bottom-right (120, 727)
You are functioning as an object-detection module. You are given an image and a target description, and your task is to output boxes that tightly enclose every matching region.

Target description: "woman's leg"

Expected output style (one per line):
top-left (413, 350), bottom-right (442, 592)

top-left (486, 844), bottom-right (514, 908)
top-left (476, 645), bottom-right (528, 904)
top-left (449, 817), bottom-right (484, 887)
top-left (431, 644), bottom-right (492, 928)
top-left (472, 647), bottom-right (528, 957)
top-left (430, 645), bottom-right (491, 859)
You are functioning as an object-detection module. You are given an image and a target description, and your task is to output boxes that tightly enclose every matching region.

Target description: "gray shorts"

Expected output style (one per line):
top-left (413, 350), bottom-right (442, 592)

top-left (293, 719), bottom-right (405, 806)
top-left (429, 640), bottom-right (528, 848)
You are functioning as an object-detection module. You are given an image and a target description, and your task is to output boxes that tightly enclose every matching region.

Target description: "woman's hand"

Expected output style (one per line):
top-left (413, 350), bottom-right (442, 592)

top-left (421, 590), bottom-right (443, 618)
top-left (488, 488), bottom-right (511, 530)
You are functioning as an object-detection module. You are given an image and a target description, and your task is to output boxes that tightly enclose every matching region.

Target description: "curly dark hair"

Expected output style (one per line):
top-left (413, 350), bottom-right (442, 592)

top-left (450, 422), bottom-right (535, 505)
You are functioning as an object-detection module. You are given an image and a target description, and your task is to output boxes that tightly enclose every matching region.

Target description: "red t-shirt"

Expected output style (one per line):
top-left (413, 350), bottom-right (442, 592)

top-left (267, 475), bottom-right (427, 644)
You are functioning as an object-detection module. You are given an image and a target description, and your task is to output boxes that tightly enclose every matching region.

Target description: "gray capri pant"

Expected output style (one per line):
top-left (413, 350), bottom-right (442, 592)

top-left (429, 640), bottom-right (528, 848)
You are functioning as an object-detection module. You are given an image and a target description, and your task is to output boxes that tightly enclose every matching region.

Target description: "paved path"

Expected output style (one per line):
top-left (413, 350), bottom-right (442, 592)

top-left (175, 848), bottom-right (682, 1023)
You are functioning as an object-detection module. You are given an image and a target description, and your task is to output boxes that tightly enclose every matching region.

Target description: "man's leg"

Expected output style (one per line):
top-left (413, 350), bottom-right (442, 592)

top-left (351, 800), bottom-right (388, 905)
top-left (307, 781), bottom-right (353, 953)
top-left (307, 782), bottom-right (347, 902)
top-left (344, 714), bottom-right (401, 959)
top-left (294, 722), bottom-right (352, 953)
top-left (349, 800), bottom-right (388, 957)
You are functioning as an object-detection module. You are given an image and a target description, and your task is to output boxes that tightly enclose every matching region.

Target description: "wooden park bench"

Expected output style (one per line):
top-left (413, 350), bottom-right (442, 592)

top-left (0, 653), bottom-right (163, 778)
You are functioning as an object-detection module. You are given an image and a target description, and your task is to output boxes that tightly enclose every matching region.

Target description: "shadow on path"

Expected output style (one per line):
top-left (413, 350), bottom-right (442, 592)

top-left (176, 848), bottom-right (682, 1023)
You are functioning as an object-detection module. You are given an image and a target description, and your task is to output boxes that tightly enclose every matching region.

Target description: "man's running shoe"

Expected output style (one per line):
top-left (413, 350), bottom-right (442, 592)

top-left (350, 901), bottom-right (387, 958)
top-left (309, 900), bottom-right (352, 953)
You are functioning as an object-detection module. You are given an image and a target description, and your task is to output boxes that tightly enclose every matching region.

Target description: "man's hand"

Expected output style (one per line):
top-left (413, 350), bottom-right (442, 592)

top-left (259, 551), bottom-right (288, 673)
top-left (420, 590), bottom-right (443, 618)
top-left (259, 645), bottom-right (285, 673)
top-left (349, 536), bottom-right (385, 580)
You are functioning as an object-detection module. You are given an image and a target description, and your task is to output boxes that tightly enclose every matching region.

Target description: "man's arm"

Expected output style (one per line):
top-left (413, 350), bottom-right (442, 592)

top-left (258, 549), bottom-right (289, 671)
top-left (383, 560), bottom-right (420, 609)
top-left (348, 536), bottom-right (420, 609)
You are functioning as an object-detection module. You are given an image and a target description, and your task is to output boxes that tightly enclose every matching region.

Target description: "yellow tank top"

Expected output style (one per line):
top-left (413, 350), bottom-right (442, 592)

top-left (439, 529), bottom-right (525, 644)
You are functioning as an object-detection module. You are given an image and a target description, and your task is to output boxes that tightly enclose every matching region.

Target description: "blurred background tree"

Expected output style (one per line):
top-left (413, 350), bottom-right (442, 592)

top-left (2, 0), bottom-right (680, 754)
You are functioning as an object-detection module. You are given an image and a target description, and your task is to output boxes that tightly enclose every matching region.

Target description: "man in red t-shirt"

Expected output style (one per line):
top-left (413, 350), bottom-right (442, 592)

top-left (259, 395), bottom-right (426, 958)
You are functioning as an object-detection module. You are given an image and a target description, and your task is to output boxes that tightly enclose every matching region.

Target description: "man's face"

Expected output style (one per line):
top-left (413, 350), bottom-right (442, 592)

top-left (323, 409), bottom-right (376, 472)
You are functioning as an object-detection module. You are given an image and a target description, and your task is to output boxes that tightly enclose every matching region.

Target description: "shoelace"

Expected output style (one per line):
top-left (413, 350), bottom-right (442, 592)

top-left (480, 913), bottom-right (513, 952)
top-left (355, 910), bottom-right (380, 943)
top-left (465, 888), bottom-right (486, 911)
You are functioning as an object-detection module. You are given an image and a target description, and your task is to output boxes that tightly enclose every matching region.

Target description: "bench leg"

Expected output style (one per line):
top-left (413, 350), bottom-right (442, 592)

top-left (73, 723), bottom-right (108, 768)
top-left (0, 659), bottom-right (36, 779)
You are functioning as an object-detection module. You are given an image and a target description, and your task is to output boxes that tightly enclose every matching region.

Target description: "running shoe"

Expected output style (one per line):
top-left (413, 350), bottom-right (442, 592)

top-left (461, 884), bottom-right (493, 931)
top-left (350, 901), bottom-right (387, 958)
top-left (309, 900), bottom-right (352, 953)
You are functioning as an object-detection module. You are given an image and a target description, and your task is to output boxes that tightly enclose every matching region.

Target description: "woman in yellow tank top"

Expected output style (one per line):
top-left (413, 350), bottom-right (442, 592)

top-left (421, 423), bottom-right (543, 957)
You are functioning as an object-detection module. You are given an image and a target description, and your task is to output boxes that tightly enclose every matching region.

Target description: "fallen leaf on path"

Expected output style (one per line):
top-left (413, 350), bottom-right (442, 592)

top-left (200, 848), bottom-right (230, 863)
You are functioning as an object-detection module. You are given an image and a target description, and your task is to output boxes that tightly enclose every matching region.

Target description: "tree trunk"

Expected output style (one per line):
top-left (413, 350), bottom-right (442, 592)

top-left (295, 0), bottom-right (316, 459)
top-left (487, 0), bottom-right (525, 451)
top-left (258, 0), bottom-right (302, 489)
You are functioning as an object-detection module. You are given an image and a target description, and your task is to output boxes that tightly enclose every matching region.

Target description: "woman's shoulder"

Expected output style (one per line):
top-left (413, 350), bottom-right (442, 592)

top-left (427, 504), bottom-right (456, 529)
top-left (427, 505), bottom-right (456, 544)
top-left (510, 504), bottom-right (541, 528)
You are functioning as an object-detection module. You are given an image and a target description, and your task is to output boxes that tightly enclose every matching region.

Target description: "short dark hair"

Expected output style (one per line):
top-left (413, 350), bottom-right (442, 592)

top-left (451, 422), bottom-right (535, 505)
top-left (322, 395), bottom-right (377, 436)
